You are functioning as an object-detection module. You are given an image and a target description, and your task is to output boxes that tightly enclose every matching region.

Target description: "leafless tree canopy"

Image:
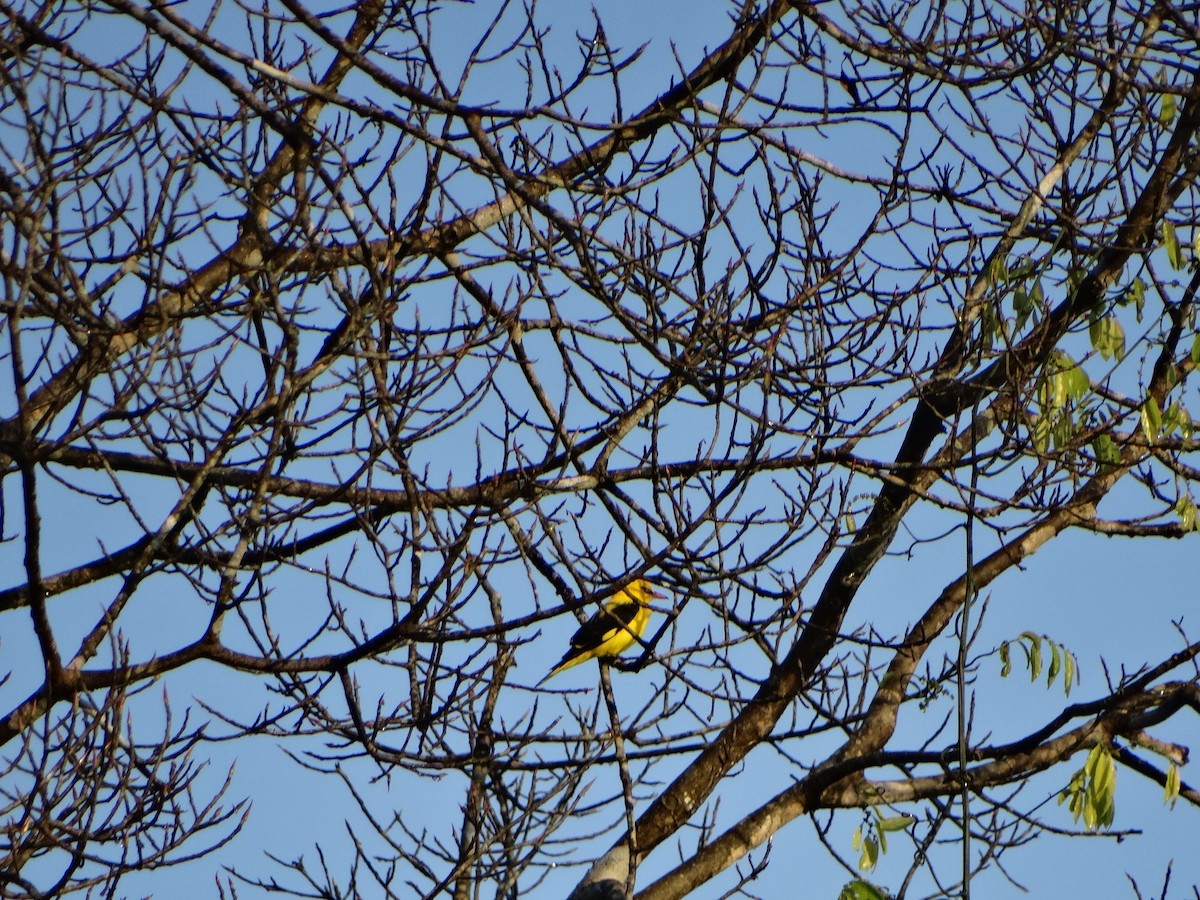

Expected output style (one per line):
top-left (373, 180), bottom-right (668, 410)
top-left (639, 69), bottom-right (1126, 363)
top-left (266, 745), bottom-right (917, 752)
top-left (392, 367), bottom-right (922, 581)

top-left (2, 0), bottom-right (1199, 897)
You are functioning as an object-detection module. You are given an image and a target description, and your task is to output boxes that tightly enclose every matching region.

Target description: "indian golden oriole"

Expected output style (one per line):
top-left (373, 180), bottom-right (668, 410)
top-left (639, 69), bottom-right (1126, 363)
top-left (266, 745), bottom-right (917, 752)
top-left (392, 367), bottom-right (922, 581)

top-left (539, 579), bottom-right (663, 684)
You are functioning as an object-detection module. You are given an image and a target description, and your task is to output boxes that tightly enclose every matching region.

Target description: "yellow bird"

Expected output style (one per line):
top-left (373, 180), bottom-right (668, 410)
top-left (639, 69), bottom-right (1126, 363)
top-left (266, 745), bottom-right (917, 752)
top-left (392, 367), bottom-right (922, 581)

top-left (539, 579), bottom-right (663, 684)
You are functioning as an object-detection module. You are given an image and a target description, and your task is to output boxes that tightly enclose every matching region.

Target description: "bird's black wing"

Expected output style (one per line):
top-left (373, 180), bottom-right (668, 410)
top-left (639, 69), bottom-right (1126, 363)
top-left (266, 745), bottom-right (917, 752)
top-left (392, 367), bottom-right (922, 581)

top-left (568, 600), bottom-right (641, 652)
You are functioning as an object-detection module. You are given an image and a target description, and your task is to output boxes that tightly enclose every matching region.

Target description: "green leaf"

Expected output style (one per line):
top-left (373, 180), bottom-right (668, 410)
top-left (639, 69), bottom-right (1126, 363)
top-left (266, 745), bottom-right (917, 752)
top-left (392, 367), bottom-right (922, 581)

top-left (989, 255), bottom-right (1009, 285)
top-left (1018, 631), bottom-right (1042, 682)
top-left (1120, 278), bottom-right (1145, 320)
top-left (1164, 221), bottom-right (1182, 270)
top-left (1043, 352), bottom-right (1087, 408)
top-left (1032, 354), bottom-right (1090, 453)
top-left (1005, 633), bottom-right (1079, 695)
top-left (839, 880), bottom-right (889, 900)
top-left (1053, 414), bottom-right (1075, 451)
top-left (1070, 787), bottom-right (1085, 820)
top-left (1192, 331), bottom-right (1200, 366)
top-left (1062, 650), bottom-right (1076, 696)
top-left (852, 825), bottom-right (862, 851)
top-left (1176, 495), bottom-right (1198, 532)
top-left (1050, 371), bottom-right (1067, 411)
top-left (1162, 401), bottom-right (1191, 439)
top-left (1032, 414), bottom-right (1052, 454)
top-left (1141, 397), bottom-right (1162, 443)
top-left (858, 836), bottom-right (879, 871)
top-left (978, 304), bottom-right (997, 352)
top-left (1012, 288), bottom-right (1029, 324)
top-left (878, 815), bottom-right (916, 833)
top-left (1160, 92), bottom-right (1177, 125)
top-left (1089, 312), bottom-right (1125, 361)
top-left (1084, 745), bottom-right (1117, 831)
top-left (1086, 745), bottom-right (1112, 786)
top-left (1047, 641), bottom-right (1062, 688)
top-left (1092, 434), bottom-right (1120, 468)
top-left (1060, 767), bottom-right (1087, 823)
top-left (1065, 364), bottom-right (1090, 400)
top-left (1012, 279), bottom-right (1044, 330)
top-left (1165, 763), bottom-right (1181, 808)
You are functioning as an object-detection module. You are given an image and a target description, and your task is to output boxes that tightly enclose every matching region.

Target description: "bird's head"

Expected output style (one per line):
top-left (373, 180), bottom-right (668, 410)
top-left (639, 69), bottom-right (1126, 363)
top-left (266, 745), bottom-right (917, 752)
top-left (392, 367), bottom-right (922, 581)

top-left (626, 578), bottom-right (664, 603)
